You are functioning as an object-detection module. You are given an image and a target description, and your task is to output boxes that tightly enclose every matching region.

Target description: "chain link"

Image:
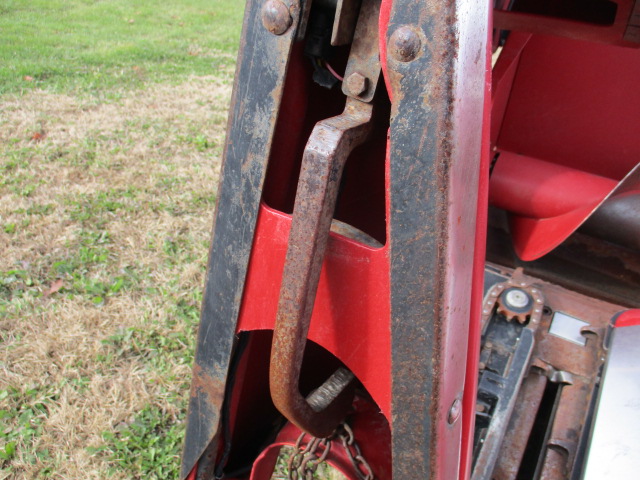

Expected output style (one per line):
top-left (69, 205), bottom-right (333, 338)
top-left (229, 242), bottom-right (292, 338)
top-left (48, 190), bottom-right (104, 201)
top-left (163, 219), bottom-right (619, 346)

top-left (287, 422), bottom-right (374, 480)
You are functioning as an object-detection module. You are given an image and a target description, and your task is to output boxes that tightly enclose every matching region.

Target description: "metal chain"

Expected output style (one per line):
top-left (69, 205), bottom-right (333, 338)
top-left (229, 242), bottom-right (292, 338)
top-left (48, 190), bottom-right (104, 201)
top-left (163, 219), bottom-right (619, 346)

top-left (337, 423), bottom-right (374, 480)
top-left (287, 422), bottom-right (374, 480)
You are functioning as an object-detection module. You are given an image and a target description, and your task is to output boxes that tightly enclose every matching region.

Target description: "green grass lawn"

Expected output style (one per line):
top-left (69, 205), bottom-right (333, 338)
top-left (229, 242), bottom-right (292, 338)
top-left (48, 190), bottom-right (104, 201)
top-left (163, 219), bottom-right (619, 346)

top-left (1, 1), bottom-right (242, 479)
top-left (0, 0), bottom-right (242, 96)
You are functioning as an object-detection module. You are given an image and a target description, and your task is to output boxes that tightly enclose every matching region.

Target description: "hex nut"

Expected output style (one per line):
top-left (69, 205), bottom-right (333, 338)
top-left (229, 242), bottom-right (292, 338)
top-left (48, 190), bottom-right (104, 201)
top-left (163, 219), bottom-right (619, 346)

top-left (344, 72), bottom-right (368, 97)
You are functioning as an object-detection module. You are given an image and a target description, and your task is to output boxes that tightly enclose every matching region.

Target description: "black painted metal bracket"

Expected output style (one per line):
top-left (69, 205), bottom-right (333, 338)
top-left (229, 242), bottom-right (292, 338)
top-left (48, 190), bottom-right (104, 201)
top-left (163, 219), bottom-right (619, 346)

top-left (180, 1), bottom-right (301, 478)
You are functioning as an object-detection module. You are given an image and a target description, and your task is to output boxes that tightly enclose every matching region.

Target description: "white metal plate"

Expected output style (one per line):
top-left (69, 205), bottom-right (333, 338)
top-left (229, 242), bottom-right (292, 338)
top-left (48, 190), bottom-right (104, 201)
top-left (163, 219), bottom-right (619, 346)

top-left (582, 324), bottom-right (640, 479)
top-left (549, 311), bottom-right (589, 346)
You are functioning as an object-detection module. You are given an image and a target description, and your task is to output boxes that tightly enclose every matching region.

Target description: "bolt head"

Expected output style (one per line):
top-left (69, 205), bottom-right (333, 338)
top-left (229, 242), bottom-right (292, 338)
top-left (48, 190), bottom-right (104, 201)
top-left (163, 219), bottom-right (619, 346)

top-left (448, 398), bottom-right (462, 425)
top-left (261, 0), bottom-right (292, 36)
top-left (344, 72), bottom-right (368, 97)
top-left (389, 26), bottom-right (422, 63)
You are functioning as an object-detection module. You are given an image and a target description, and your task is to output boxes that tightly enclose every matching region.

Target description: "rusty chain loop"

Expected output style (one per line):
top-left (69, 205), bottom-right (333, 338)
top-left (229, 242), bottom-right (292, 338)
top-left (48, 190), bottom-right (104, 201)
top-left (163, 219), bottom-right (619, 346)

top-left (287, 422), bottom-right (374, 480)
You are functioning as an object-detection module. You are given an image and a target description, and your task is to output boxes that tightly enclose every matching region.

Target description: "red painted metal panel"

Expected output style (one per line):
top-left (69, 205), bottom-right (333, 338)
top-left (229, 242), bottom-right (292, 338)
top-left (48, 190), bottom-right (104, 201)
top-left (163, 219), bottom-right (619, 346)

top-left (489, 151), bottom-right (640, 260)
top-left (497, 35), bottom-right (640, 180)
top-left (490, 152), bottom-right (615, 218)
top-left (490, 31), bottom-right (640, 260)
top-left (236, 204), bottom-right (392, 418)
top-left (615, 309), bottom-right (640, 327)
top-left (490, 32), bottom-right (532, 147)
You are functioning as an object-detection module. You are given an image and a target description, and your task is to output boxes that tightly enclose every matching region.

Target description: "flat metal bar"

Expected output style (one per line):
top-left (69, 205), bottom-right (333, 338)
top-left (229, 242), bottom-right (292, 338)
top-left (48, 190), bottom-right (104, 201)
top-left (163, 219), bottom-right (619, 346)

top-left (341, 0), bottom-right (381, 102)
top-left (386, 0), bottom-right (488, 478)
top-left (492, 371), bottom-right (548, 480)
top-left (472, 328), bottom-right (535, 480)
top-left (331, 0), bottom-right (361, 46)
top-left (180, 1), bottom-right (300, 478)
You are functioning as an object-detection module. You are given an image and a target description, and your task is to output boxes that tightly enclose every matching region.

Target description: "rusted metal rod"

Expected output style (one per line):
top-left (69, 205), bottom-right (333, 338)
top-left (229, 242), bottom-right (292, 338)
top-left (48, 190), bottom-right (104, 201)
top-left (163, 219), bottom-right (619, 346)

top-left (269, 98), bottom-right (374, 438)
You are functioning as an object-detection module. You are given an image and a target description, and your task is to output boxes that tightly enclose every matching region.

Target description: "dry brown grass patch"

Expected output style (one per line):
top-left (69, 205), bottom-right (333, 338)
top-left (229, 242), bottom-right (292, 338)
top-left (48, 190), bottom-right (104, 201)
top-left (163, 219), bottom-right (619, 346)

top-left (1, 76), bottom-right (231, 479)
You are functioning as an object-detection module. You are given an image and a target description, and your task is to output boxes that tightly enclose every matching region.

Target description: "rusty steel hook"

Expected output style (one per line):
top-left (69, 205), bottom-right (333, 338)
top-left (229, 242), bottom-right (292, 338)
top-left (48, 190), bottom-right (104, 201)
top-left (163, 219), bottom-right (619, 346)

top-left (269, 98), bottom-right (374, 438)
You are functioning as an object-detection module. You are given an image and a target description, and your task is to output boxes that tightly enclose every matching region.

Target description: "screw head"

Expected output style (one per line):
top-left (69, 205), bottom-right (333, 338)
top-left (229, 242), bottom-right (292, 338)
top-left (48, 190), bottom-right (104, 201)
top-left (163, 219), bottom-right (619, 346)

top-left (389, 26), bottom-right (422, 62)
top-left (448, 397), bottom-right (462, 425)
top-left (344, 72), bottom-right (368, 97)
top-left (261, 0), bottom-right (292, 36)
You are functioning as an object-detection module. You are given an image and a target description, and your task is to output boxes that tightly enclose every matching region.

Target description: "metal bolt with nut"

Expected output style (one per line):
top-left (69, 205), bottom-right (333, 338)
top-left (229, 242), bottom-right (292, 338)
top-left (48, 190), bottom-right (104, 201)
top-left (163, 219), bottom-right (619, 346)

top-left (344, 72), bottom-right (369, 97)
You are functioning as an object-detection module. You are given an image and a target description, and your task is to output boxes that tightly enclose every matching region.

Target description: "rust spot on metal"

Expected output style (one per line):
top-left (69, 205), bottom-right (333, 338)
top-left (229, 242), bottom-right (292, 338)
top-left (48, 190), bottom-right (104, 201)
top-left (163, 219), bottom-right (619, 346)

top-left (191, 364), bottom-right (226, 410)
top-left (539, 445), bottom-right (570, 480)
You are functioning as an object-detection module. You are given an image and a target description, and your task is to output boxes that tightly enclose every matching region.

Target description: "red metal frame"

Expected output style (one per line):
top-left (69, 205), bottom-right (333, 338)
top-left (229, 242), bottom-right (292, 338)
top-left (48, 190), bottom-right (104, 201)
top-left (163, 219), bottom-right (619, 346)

top-left (493, 0), bottom-right (639, 47)
top-left (227, 0), bottom-right (489, 477)
top-left (496, 35), bottom-right (640, 179)
top-left (460, 4), bottom-right (493, 476)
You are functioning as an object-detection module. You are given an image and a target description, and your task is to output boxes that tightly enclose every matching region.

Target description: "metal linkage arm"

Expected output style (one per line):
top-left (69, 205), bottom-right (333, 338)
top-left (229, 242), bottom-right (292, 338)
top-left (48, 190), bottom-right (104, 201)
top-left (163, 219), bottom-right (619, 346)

top-left (269, 98), bottom-right (373, 438)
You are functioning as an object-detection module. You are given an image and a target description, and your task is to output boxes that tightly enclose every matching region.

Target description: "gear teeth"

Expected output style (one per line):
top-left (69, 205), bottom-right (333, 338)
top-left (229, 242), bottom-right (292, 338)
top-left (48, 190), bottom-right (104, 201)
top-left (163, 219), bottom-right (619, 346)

top-left (496, 304), bottom-right (529, 324)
